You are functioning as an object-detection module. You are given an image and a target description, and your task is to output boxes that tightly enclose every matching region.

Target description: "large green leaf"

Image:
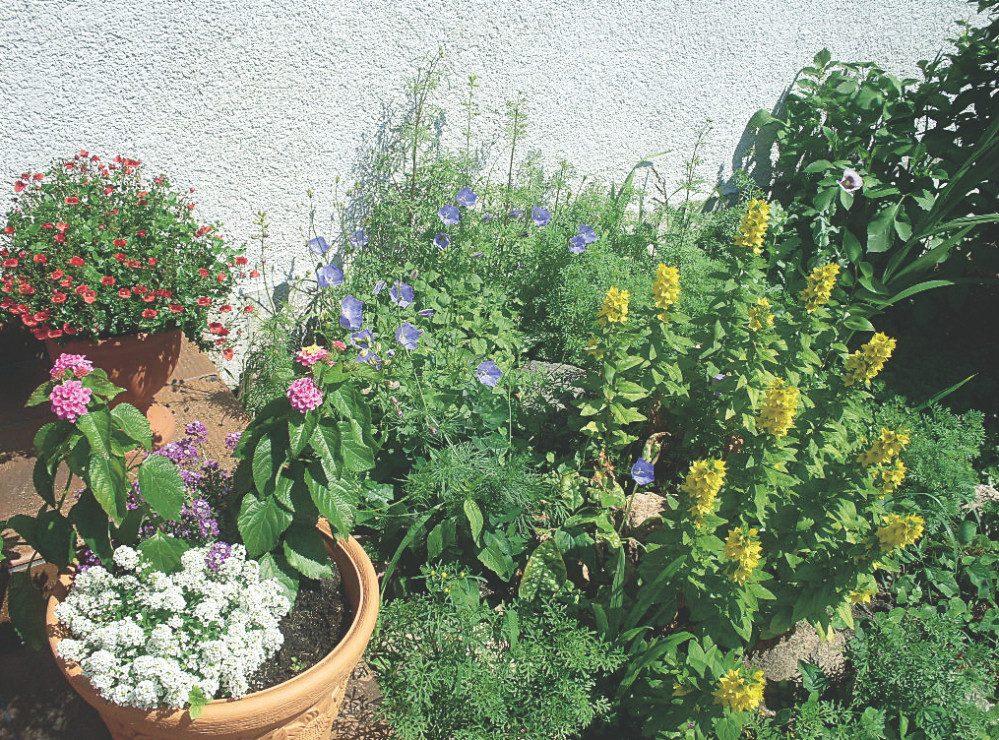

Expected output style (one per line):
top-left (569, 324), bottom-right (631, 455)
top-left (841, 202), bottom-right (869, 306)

top-left (87, 453), bottom-right (127, 524)
top-left (306, 465), bottom-right (356, 537)
top-left (32, 458), bottom-right (56, 508)
top-left (339, 420), bottom-right (375, 472)
top-left (866, 202), bottom-right (900, 253)
top-left (477, 531), bottom-right (515, 579)
top-left (463, 499), bottom-right (484, 546)
top-left (111, 403), bottom-right (152, 451)
top-left (288, 412), bottom-right (318, 458)
top-left (33, 420), bottom-right (73, 466)
top-left (282, 523), bottom-right (333, 579)
top-left (35, 510), bottom-right (75, 569)
top-left (138, 532), bottom-right (190, 574)
top-left (8, 572), bottom-right (47, 650)
top-left (309, 420), bottom-right (341, 482)
top-left (238, 490), bottom-right (293, 558)
top-left (258, 551), bottom-right (300, 605)
top-left (252, 435), bottom-right (280, 493)
top-left (519, 539), bottom-right (567, 601)
top-left (70, 489), bottom-right (114, 565)
top-left (137, 454), bottom-right (185, 522)
top-left (77, 407), bottom-right (113, 456)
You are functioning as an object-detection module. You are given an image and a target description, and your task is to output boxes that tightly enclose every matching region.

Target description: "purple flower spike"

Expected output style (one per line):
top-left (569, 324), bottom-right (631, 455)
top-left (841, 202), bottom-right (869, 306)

top-left (434, 233), bottom-right (450, 250)
top-left (340, 295), bottom-right (364, 331)
top-left (838, 168), bottom-right (864, 193)
top-left (390, 280), bottom-right (414, 308)
top-left (531, 207), bottom-right (551, 227)
top-left (373, 280), bottom-right (386, 295)
top-left (456, 187), bottom-right (478, 208)
top-left (475, 360), bottom-right (502, 388)
top-left (568, 236), bottom-right (586, 254)
top-left (418, 308), bottom-right (435, 318)
top-left (631, 458), bottom-right (655, 486)
top-left (349, 230), bottom-right (368, 249)
top-left (395, 322), bottom-right (421, 351)
top-left (224, 431), bottom-right (242, 453)
top-left (308, 236), bottom-right (330, 255)
top-left (206, 542), bottom-right (232, 573)
top-left (578, 224), bottom-right (598, 244)
top-left (317, 263), bottom-right (344, 288)
top-left (438, 205), bottom-right (460, 226)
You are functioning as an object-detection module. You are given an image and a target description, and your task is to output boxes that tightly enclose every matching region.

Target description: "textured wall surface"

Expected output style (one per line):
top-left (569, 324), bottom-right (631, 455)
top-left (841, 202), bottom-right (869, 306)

top-left (0, 0), bottom-right (976, 282)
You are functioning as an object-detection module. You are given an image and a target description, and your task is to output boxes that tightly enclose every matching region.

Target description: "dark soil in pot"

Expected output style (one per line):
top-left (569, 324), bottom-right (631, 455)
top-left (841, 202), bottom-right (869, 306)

top-left (248, 564), bottom-right (353, 692)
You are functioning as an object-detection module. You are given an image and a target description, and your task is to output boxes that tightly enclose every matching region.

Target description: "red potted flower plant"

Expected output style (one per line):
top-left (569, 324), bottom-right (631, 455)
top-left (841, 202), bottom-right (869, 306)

top-left (1, 150), bottom-right (249, 442)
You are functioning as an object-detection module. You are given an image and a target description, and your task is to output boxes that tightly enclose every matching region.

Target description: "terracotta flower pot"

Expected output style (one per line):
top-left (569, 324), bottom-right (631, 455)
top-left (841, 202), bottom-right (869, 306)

top-left (46, 521), bottom-right (380, 740)
top-left (44, 330), bottom-right (183, 446)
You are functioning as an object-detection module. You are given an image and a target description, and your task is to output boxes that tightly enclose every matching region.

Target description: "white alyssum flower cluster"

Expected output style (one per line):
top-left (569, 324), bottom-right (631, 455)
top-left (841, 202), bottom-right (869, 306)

top-left (54, 544), bottom-right (291, 710)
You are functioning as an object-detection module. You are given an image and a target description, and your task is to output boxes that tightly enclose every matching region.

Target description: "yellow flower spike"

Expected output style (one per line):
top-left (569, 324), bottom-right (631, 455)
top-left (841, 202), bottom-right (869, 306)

top-left (755, 378), bottom-right (800, 438)
top-left (748, 298), bottom-right (775, 332)
top-left (734, 199), bottom-right (771, 255)
top-left (876, 459), bottom-right (907, 496)
top-left (845, 333), bottom-right (897, 386)
top-left (723, 527), bottom-right (763, 585)
top-left (585, 336), bottom-right (604, 359)
top-left (652, 264), bottom-right (680, 322)
top-left (597, 286), bottom-right (630, 325)
top-left (713, 668), bottom-right (766, 713)
top-left (877, 513), bottom-right (925, 551)
top-left (800, 263), bottom-right (840, 312)
top-left (682, 459), bottom-right (727, 525)
top-left (858, 428), bottom-right (910, 467)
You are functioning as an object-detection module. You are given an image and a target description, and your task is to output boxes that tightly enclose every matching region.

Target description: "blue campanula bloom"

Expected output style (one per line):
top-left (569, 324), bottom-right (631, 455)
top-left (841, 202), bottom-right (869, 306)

top-left (532, 207), bottom-right (551, 227)
top-left (351, 329), bottom-right (374, 348)
top-left (475, 360), bottom-right (502, 388)
top-left (631, 458), bottom-right (655, 486)
top-left (438, 205), bottom-right (460, 226)
top-left (349, 230), bottom-right (368, 249)
top-left (579, 224), bottom-right (598, 244)
top-left (434, 233), bottom-right (450, 250)
top-left (390, 280), bottom-right (414, 308)
top-left (340, 295), bottom-right (364, 331)
top-left (373, 280), bottom-right (386, 295)
top-left (509, 208), bottom-right (523, 218)
top-left (354, 349), bottom-right (382, 369)
top-left (568, 236), bottom-right (586, 254)
top-left (395, 322), bottom-right (421, 351)
top-left (317, 264), bottom-right (344, 288)
top-left (456, 187), bottom-right (478, 208)
top-left (418, 308), bottom-right (435, 318)
top-left (482, 213), bottom-right (493, 223)
top-left (308, 236), bottom-right (330, 255)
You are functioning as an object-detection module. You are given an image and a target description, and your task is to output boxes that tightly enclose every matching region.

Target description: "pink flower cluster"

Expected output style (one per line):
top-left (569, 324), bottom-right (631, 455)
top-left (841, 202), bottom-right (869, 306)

top-left (295, 344), bottom-right (330, 367)
top-left (50, 379), bottom-right (92, 421)
top-left (49, 352), bottom-right (94, 380)
top-left (287, 377), bottom-right (322, 413)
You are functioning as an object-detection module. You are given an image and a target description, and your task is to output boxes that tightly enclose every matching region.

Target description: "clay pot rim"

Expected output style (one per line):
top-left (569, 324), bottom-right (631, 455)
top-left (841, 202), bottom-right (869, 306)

top-left (45, 328), bottom-right (184, 350)
top-left (46, 520), bottom-right (380, 728)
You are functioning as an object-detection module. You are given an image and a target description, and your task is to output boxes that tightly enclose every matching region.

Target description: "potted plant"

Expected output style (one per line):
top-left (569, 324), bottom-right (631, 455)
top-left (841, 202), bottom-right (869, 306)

top-left (4, 350), bottom-right (379, 739)
top-left (0, 150), bottom-right (253, 442)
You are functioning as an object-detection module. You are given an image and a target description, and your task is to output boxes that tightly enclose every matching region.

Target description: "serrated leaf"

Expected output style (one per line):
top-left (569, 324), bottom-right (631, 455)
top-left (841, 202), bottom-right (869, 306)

top-left (25, 380), bottom-right (55, 407)
top-left (310, 420), bottom-right (341, 481)
top-left (33, 420), bottom-right (73, 465)
top-left (238, 490), bottom-right (294, 558)
top-left (137, 454), bottom-right (185, 522)
top-left (88, 452), bottom-right (127, 524)
top-left (138, 532), bottom-right (190, 574)
top-left (35, 510), bottom-right (75, 569)
top-left (306, 465), bottom-right (356, 537)
top-left (81, 373), bottom-right (124, 400)
top-left (111, 403), bottom-right (152, 450)
top-left (282, 523), bottom-right (333, 579)
top-left (71, 489), bottom-right (114, 565)
top-left (32, 458), bottom-right (56, 508)
top-left (339, 420), bottom-right (375, 472)
top-left (77, 407), bottom-right (112, 456)
top-left (519, 539), bottom-right (567, 601)
top-left (288, 411), bottom-right (318, 458)
top-left (463, 499), bottom-right (484, 546)
top-left (252, 435), bottom-right (279, 493)
top-left (258, 551), bottom-right (300, 605)
top-left (477, 531), bottom-right (514, 579)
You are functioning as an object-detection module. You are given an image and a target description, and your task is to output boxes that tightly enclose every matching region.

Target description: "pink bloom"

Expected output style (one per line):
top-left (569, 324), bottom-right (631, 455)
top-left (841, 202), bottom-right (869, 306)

top-left (295, 344), bottom-right (330, 367)
top-left (50, 380), bottom-right (92, 422)
top-left (287, 377), bottom-right (322, 413)
top-left (331, 340), bottom-right (347, 352)
top-left (50, 353), bottom-right (94, 380)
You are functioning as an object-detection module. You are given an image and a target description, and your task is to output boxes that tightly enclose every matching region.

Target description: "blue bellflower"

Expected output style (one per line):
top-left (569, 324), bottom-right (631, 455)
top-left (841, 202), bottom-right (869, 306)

top-left (476, 360), bottom-right (503, 387)
top-left (340, 295), bottom-right (364, 331)
top-left (308, 236), bottom-right (330, 255)
top-left (578, 224), bottom-right (598, 244)
top-left (456, 187), bottom-right (478, 207)
top-left (434, 233), bottom-right (450, 250)
top-left (390, 280), bottom-right (414, 308)
top-left (317, 264), bottom-right (344, 288)
top-left (631, 458), bottom-right (655, 486)
top-left (349, 230), bottom-right (368, 249)
top-left (395, 322), bottom-right (421, 351)
top-left (532, 207), bottom-right (551, 227)
top-left (568, 236), bottom-right (586, 254)
top-left (438, 205), bottom-right (460, 226)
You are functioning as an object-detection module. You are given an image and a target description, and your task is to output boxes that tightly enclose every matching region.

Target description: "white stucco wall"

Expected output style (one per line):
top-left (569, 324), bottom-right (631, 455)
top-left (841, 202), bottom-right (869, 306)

top-left (0, 0), bottom-right (978, 283)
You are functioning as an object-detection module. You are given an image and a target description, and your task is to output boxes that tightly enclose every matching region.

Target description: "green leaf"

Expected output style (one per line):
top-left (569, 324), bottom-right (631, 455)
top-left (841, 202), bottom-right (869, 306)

top-left (477, 531), bottom-right (515, 579)
top-left (137, 532), bottom-right (191, 574)
top-left (427, 522), bottom-right (445, 559)
top-left (26, 380), bottom-right (55, 407)
top-left (137, 454), bottom-right (185, 522)
top-left (111, 403), bottom-right (152, 451)
top-left (338, 420), bottom-right (375, 472)
top-left (112, 508), bottom-right (145, 547)
top-left (258, 551), bottom-right (300, 605)
top-left (6, 514), bottom-right (39, 550)
top-left (70, 490), bottom-right (114, 565)
top-left (519, 539), bottom-right (567, 601)
top-left (463, 499), bottom-right (484, 546)
top-left (747, 109), bottom-right (777, 129)
top-left (305, 465), bottom-right (356, 537)
top-left (282, 522), bottom-right (333, 579)
top-left (842, 229), bottom-right (862, 262)
top-left (238, 490), bottom-right (294, 558)
top-left (32, 458), bottom-right (56, 508)
top-left (310, 420), bottom-right (341, 481)
top-left (35, 510), bottom-right (75, 569)
top-left (77, 407), bottom-right (114, 456)
top-left (252, 435), bottom-right (280, 493)
top-left (288, 411), bottom-right (318, 458)
top-left (87, 453), bottom-right (127, 524)
top-left (8, 571), bottom-right (48, 650)
top-left (33, 420), bottom-right (73, 465)
top-left (866, 203), bottom-right (900, 253)
top-left (81, 373), bottom-right (124, 400)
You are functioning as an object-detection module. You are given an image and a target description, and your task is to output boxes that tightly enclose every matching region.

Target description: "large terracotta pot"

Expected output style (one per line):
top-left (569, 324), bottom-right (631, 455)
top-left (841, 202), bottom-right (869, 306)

top-left (46, 521), bottom-right (380, 740)
top-left (44, 330), bottom-right (183, 446)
